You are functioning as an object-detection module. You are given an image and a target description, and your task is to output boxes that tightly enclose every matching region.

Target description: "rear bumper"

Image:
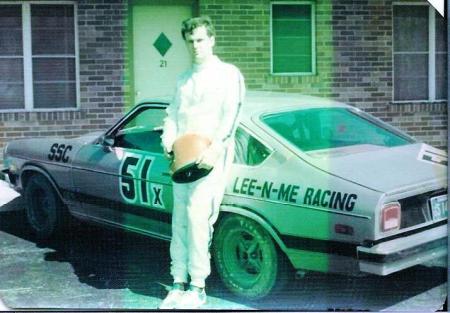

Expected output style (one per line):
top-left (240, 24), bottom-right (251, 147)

top-left (357, 224), bottom-right (447, 275)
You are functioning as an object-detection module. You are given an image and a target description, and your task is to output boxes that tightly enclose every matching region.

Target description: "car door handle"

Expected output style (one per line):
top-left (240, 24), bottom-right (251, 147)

top-left (162, 172), bottom-right (171, 177)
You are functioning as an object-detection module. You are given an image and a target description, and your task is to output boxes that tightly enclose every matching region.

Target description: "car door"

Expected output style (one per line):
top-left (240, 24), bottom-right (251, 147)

top-left (71, 103), bottom-right (173, 239)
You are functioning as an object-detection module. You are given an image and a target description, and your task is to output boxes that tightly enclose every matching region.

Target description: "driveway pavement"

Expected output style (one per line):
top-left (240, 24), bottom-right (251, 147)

top-left (0, 180), bottom-right (19, 311)
top-left (0, 180), bottom-right (447, 311)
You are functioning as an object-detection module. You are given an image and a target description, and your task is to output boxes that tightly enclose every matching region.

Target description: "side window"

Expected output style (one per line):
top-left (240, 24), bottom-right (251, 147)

top-left (114, 107), bottom-right (166, 153)
top-left (234, 128), bottom-right (271, 166)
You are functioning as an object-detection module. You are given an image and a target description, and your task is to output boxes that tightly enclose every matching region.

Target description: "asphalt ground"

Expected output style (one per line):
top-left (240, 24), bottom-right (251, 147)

top-left (0, 180), bottom-right (447, 311)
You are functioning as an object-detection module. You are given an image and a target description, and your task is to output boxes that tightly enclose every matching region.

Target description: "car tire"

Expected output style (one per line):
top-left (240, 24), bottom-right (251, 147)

top-left (24, 174), bottom-right (67, 239)
top-left (212, 214), bottom-right (290, 299)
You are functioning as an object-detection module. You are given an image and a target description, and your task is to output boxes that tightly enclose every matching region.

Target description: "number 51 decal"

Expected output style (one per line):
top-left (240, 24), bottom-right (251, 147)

top-left (119, 153), bottom-right (165, 209)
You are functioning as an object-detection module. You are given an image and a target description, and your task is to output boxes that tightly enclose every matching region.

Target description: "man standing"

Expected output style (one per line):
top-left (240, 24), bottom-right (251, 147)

top-left (160, 16), bottom-right (245, 309)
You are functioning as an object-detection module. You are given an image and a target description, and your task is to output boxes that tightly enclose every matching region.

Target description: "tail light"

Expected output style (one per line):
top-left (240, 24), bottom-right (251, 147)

top-left (381, 202), bottom-right (401, 232)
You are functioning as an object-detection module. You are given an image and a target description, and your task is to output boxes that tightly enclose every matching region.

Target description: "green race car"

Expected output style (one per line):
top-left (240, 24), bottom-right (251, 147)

top-left (2, 91), bottom-right (447, 299)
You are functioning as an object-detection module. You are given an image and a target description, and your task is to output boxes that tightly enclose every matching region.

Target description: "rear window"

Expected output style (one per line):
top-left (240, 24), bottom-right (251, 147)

top-left (261, 108), bottom-right (414, 152)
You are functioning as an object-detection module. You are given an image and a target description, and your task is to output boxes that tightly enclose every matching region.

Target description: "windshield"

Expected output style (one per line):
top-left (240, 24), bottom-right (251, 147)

top-left (262, 108), bottom-right (414, 152)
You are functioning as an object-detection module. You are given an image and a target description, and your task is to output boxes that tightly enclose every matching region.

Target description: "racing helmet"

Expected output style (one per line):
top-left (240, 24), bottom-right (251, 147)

top-left (170, 133), bottom-right (213, 183)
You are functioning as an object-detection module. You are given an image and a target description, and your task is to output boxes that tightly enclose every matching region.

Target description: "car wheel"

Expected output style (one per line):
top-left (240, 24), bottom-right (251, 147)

top-left (24, 174), bottom-right (67, 239)
top-left (213, 214), bottom-right (290, 299)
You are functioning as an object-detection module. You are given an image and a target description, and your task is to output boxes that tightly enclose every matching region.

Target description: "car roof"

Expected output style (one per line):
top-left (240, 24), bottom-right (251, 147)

top-left (241, 91), bottom-right (350, 116)
top-left (138, 91), bottom-right (351, 120)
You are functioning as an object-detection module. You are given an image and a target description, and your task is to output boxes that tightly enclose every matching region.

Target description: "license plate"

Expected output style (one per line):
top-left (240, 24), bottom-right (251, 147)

top-left (429, 194), bottom-right (448, 220)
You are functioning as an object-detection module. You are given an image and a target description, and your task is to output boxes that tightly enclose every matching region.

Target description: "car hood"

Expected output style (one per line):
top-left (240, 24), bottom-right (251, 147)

top-left (306, 143), bottom-right (447, 193)
top-left (5, 131), bottom-right (104, 160)
top-left (70, 131), bottom-right (104, 144)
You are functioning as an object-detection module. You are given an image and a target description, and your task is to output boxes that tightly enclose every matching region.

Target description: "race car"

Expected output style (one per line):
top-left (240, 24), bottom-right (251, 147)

top-left (2, 91), bottom-right (448, 299)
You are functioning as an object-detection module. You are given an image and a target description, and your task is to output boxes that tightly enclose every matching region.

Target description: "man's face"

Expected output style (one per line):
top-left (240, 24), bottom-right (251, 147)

top-left (185, 25), bottom-right (215, 64)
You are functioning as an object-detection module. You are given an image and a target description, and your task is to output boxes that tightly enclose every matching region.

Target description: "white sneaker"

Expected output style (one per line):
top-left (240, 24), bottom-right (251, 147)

top-left (159, 289), bottom-right (185, 309)
top-left (178, 287), bottom-right (207, 309)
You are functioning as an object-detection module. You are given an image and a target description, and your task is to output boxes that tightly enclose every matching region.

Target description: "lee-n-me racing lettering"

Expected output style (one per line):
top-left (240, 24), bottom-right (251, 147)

top-left (303, 187), bottom-right (357, 211)
top-left (232, 177), bottom-right (358, 211)
top-left (119, 153), bottom-right (165, 209)
top-left (48, 143), bottom-right (72, 163)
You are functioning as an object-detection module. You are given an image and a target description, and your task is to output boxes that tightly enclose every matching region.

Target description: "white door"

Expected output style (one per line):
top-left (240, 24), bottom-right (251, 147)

top-left (132, 4), bottom-right (192, 102)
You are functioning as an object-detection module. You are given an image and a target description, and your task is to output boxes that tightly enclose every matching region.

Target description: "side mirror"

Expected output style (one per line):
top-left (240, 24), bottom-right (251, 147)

top-left (98, 135), bottom-right (115, 150)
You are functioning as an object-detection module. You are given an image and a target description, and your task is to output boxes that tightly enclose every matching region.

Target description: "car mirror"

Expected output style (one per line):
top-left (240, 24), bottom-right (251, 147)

top-left (99, 135), bottom-right (115, 148)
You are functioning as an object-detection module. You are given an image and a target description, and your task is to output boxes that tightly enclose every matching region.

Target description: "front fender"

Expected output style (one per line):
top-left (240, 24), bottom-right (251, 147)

top-left (20, 164), bottom-right (64, 201)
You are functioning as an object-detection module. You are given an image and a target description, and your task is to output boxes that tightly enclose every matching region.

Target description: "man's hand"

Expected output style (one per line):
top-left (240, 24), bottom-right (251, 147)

top-left (196, 143), bottom-right (222, 170)
top-left (163, 148), bottom-right (175, 175)
top-left (163, 147), bottom-right (174, 160)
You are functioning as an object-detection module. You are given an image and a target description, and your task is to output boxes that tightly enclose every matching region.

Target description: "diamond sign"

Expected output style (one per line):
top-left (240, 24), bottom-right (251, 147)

top-left (153, 33), bottom-right (172, 57)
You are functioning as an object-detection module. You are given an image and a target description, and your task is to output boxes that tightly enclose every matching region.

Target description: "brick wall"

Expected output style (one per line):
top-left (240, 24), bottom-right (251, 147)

top-left (329, 0), bottom-right (447, 148)
top-left (0, 0), bottom-right (129, 163)
top-left (202, 0), bottom-right (447, 149)
top-left (1, 0), bottom-right (447, 166)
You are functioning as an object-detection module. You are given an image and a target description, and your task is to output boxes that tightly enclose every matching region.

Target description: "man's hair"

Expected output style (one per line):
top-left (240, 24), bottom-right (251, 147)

top-left (181, 16), bottom-right (216, 40)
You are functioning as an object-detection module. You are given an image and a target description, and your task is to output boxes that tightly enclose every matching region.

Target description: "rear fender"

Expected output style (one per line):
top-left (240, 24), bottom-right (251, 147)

top-left (219, 204), bottom-right (288, 254)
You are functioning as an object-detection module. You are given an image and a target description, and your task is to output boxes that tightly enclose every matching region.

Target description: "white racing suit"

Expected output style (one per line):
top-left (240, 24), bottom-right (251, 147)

top-left (161, 55), bottom-right (245, 288)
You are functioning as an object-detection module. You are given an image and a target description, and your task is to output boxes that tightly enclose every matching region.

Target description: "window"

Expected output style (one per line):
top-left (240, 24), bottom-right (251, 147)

top-left (262, 108), bottom-right (414, 153)
top-left (393, 4), bottom-right (447, 102)
top-left (0, 2), bottom-right (78, 111)
top-left (0, 5), bottom-right (23, 109)
top-left (234, 128), bottom-right (271, 166)
top-left (114, 107), bottom-right (166, 153)
top-left (271, 2), bottom-right (315, 75)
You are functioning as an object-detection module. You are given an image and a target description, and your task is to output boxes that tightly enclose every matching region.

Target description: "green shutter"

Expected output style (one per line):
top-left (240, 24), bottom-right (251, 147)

top-left (272, 4), bottom-right (313, 74)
